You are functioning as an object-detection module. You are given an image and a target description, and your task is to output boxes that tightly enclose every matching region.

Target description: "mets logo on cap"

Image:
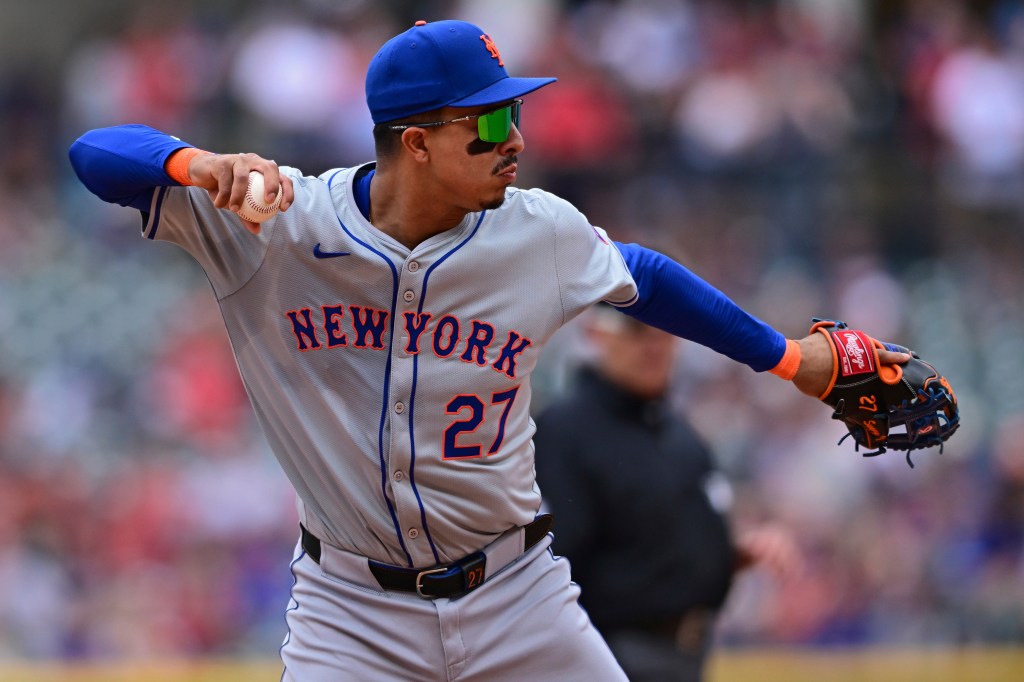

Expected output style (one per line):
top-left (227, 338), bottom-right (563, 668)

top-left (480, 34), bottom-right (503, 66)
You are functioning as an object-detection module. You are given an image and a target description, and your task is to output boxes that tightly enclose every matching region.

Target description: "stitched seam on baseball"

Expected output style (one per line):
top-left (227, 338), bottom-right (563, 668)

top-left (246, 177), bottom-right (277, 214)
top-left (244, 192), bottom-right (276, 214)
top-left (239, 172), bottom-right (281, 222)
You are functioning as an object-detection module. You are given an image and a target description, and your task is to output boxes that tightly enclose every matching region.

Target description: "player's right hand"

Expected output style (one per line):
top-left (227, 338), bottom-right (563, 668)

top-left (188, 152), bottom-right (294, 233)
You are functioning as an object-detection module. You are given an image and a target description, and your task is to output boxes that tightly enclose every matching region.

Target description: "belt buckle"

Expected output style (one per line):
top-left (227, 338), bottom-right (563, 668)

top-left (414, 552), bottom-right (487, 598)
top-left (415, 566), bottom-right (450, 598)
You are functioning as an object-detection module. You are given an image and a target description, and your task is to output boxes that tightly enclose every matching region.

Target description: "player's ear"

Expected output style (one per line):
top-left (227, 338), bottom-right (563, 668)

top-left (401, 128), bottom-right (431, 161)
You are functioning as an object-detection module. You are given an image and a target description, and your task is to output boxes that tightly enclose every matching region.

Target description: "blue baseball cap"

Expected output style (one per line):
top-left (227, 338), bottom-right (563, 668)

top-left (366, 20), bottom-right (557, 124)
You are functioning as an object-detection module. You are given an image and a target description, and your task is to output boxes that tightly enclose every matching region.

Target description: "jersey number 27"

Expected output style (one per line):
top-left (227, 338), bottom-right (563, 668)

top-left (443, 386), bottom-right (520, 459)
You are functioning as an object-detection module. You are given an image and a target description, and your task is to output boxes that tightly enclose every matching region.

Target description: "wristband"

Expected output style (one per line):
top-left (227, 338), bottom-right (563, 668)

top-left (165, 147), bottom-right (210, 186)
top-left (769, 339), bottom-right (801, 381)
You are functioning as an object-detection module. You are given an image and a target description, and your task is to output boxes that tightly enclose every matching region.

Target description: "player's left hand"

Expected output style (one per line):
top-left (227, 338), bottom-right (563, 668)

top-left (792, 329), bottom-right (911, 398)
top-left (188, 152), bottom-right (295, 234)
top-left (801, 319), bottom-right (960, 465)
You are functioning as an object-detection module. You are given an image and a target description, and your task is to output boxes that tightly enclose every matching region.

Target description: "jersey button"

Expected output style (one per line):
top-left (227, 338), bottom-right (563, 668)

top-left (393, 470), bottom-right (404, 482)
top-left (408, 261), bottom-right (420, 272)
top-left (395, 402), bottom-right (405, 414)
top-left (403, 290), bottom-right (415, 302)
top-left (407, 528), bottom-right (419, 539)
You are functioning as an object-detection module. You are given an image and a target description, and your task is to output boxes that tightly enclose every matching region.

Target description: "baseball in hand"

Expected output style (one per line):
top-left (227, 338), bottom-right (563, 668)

top-left (236, 170), bottom-right (282, 223)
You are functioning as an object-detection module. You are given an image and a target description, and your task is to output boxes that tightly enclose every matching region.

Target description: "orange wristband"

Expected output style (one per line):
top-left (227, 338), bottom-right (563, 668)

top-left (769, 339), bottom-right (801, 381)
top-left (165, 147), bottom-right (210, 186)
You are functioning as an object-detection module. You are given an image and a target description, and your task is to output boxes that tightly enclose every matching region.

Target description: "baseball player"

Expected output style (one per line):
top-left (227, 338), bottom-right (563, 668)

top-left (69, 19), bottom-right (912, 681)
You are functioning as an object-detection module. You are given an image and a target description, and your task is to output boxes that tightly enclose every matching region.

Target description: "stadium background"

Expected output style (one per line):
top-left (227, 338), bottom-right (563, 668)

top-left (1, 0), bottom-right (1023, 679)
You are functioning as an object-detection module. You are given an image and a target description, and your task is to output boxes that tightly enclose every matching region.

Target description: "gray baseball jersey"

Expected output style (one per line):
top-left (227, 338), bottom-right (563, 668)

top-left (145, 163), bottom-right (637, 569)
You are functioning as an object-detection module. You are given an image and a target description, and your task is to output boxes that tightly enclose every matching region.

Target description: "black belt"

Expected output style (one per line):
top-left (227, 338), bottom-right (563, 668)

top-left (300, 514), bottom-right (552, 599)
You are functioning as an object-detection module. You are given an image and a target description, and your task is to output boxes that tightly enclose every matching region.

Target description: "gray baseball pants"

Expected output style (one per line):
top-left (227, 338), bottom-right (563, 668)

top-left (280, 534), bottom-right (628, 681)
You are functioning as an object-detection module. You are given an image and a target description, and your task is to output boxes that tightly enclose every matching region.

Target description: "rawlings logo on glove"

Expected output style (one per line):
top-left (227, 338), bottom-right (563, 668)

top-left (812, 319), bottom-right (960, 467)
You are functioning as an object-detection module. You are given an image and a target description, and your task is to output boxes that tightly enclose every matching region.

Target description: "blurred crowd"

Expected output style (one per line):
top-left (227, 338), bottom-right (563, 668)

top-left (1, 0), bottom-right (1023, 661)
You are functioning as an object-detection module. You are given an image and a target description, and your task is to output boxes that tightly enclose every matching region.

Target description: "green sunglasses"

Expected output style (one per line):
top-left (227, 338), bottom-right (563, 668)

top-left (387, 99), bottom-right (523, 144)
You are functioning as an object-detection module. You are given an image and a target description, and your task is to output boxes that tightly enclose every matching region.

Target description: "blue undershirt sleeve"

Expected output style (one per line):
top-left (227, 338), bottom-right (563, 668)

top-left (615, 241), bottom-right (786, 372)
top-left (68, 124), bottom-right (193, 211)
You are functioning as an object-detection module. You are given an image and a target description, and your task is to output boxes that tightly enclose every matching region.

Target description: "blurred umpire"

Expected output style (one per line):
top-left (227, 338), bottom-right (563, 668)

top-left (535, 304), bottom-right (803, 682)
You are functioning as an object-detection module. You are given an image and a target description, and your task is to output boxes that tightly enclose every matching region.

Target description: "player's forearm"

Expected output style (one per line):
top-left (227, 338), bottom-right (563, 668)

top-left (789, 333), bottom-right (834, 397)
top-left (68, 124), bottom-right (193, 210)
top-left (615, 242), bottom-right (787, 372)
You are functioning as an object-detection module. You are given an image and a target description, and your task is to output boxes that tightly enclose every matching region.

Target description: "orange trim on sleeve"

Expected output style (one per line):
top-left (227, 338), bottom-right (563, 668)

top-left (769, 339), bottom-right (802, 381)
top-left (165, 147), bottom-right (210, 186)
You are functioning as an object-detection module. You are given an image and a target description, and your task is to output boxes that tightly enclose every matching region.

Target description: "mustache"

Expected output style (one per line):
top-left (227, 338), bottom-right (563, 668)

top-left (493, 155), bottom-right (518, 174)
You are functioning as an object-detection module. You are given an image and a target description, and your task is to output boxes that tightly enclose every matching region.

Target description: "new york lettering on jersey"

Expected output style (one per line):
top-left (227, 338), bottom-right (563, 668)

top-left (284, 305), bottom-right (533, 379)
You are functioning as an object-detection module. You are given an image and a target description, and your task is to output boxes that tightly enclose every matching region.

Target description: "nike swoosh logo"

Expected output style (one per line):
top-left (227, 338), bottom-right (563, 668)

top-left (313, 243), bottom-right (351, 259)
